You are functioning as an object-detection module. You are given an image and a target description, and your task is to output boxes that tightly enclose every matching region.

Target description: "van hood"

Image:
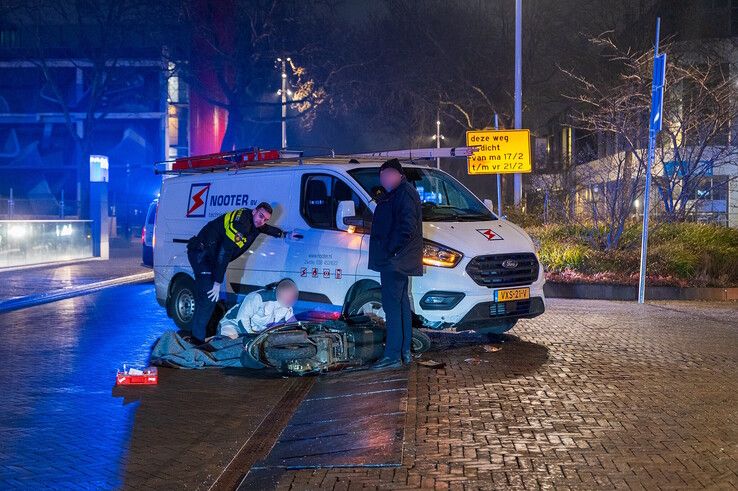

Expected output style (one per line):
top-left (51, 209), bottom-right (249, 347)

top-left (422, 220), bottom-right (535, 257)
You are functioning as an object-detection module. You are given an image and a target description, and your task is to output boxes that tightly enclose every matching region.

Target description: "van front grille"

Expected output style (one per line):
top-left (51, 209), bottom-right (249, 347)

top-left (466, 253), bottom-right (539, 288)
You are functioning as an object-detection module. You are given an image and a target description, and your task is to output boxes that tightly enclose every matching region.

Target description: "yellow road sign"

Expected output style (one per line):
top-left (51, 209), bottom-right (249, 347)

top-left (466, 129), bottom-right (531, 174)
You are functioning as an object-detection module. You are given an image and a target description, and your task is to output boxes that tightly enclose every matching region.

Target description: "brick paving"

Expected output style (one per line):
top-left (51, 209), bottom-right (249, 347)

top-left (272, 299), bottom-right (738, 490)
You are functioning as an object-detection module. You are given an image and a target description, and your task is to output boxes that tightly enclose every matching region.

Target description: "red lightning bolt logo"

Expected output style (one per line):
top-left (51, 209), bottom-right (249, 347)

top-left (476, 228), bottom-right (503, 241)
top-left (187, 186), bottom-right (209, 216)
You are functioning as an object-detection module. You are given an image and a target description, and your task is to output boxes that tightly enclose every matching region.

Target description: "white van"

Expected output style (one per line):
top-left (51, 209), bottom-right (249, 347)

top-left (153, 153), bottom-right (545, 337)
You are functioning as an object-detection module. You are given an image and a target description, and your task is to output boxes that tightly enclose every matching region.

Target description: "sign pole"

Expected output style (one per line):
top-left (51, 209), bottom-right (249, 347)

top-left (638, 17), bottom-right (665, 304)
top-left (494, 113), bottom-right (503, 218)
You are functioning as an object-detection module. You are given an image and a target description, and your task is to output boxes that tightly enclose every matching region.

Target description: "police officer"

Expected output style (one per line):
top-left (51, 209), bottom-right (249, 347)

top-left (368, 159), bottom-right (423, 369)
top-left (186, 202), bottom-right (286, 344)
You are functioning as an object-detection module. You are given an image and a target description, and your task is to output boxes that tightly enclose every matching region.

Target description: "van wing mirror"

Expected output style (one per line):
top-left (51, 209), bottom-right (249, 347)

top-left (336, 200), bottom-right (356, 232)
top-left (344, 216), bottom-right (371, 231)
top-left (483, 198), bottom-right (495, 214)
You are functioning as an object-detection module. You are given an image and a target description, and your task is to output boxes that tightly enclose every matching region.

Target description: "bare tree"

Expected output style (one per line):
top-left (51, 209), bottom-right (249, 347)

top-left (167, 0), bottom-right (332, 151)
top-left (564, 34), bottom-right (738, 247)
top-left (653, 39), bottom-right (738, 223)
top-left (562, 35), bottom-right (652, 249)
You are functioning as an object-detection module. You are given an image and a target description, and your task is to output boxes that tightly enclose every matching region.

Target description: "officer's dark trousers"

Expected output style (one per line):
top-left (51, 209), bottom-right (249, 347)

top-left (380, 271), bottom-right (412, 360)
top-left (187, 249), bottom-right (216, 343)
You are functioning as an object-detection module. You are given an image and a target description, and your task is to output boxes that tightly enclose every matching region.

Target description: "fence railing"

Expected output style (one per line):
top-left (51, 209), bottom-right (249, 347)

top-left (0, 198), bottom-right (82, 219)
top-left (0, 219), bottom-right (93, 269)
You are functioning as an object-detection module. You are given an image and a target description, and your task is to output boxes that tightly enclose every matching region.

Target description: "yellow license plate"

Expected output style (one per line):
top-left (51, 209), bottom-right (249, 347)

top-left (494, 287), bottom-right (530, 302)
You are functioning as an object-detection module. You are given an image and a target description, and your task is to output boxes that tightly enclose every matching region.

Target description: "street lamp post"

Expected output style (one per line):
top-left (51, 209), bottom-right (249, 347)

top-left (276, 57), bottom-right (291, 149)
top-left (435, 112), bottom-right (441, 168)
top-left (512, 0), bottom-right (524, 207)
top-left (431, 112), bottom-right (444, 169)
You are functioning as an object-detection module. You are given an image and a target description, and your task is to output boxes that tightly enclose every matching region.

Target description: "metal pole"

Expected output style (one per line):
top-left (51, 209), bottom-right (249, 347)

top-left (495, 113), bottom-right (503, 218)
top-left (544, 189), bottom-right (549, 224)
top-left (638, 17), bottom-right (661, 305)
top-left (513, 0), bottom-right (523, 207)
top-left (60, 189), bottom-right (65, 219)
top-left (638, 137), bottom-right (657, 303)
top-left (280, 58), bottom-right (287, 149)
top-left (435, 111), bottom-right (441, 169)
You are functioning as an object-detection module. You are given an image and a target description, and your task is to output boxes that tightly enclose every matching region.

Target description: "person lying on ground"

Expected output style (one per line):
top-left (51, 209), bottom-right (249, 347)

top-left (218, 278), bottom-right (299, 338)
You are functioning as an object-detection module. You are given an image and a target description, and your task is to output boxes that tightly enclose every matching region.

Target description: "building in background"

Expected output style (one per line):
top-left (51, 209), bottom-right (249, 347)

top-left (533, 0), bottom-right (738, 228)
top-left (0, 21), bottom-right (194, 240)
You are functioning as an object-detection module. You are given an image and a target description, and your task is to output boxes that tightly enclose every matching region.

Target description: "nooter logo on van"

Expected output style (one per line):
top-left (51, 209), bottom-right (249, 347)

top-left (187, 183), bottom-right (211, 217)
top-left (476, 228), bottom-right (504, 241)
top-left (187, 183), bottom-right (253, 218)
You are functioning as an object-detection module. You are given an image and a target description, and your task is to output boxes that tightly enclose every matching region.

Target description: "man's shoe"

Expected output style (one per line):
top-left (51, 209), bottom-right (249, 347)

top-left (402, 352), bottom-right (413, 364)
top-left (371, 357), bottom-right (403, 370)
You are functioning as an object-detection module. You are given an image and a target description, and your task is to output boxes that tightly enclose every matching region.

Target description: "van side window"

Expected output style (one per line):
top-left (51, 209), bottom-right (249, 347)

top-left (301, 174), bottom-right (371, 230)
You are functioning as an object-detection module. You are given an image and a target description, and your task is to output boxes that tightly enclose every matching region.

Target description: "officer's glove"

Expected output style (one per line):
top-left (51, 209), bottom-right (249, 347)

top-left (207, 282), bottom-right (221, 302)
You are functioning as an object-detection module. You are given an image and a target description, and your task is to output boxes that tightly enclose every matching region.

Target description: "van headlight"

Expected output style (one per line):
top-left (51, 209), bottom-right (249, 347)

top-left (422, 240), bottom-right (463, 268)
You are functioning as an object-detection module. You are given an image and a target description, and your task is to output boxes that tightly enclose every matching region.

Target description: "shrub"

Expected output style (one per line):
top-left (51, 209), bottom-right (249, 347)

top-left (526, 221), bottom-right (738, 287)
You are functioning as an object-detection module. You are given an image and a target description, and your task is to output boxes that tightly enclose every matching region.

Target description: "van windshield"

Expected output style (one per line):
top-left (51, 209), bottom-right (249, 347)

top-left (348, 167), bottom-right (497, 222)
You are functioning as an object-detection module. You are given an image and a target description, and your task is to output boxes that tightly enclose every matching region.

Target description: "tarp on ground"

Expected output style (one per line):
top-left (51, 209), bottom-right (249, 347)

top-left (149, 330), bottom-right (246, 369)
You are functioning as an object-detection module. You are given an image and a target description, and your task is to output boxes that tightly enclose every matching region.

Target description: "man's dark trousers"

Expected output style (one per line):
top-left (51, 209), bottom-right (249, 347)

top-left (380, 271), bottom-right (412, 360)
top-left (187, 249), bottom-right (217, 342)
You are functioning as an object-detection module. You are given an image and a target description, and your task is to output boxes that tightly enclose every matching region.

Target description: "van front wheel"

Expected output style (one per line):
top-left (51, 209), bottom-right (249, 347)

top-left (346, 289), bottom-right (385, 321)
top-left (346, 289), bottom-right (431, 354)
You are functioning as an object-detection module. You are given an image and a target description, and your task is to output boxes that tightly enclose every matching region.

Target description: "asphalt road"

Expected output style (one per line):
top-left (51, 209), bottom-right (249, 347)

top-left (0, 282), bottom-right (298, 490)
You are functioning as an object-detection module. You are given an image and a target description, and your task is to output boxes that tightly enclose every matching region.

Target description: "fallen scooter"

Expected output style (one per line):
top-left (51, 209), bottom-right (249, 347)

top-left (241, 315), bottom-right (431, 375)
top-left (150, 315), bottom-right (431, 375)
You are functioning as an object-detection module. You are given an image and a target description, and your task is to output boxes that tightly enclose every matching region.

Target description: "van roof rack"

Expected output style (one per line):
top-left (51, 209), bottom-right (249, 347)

top-left (347, 147), bottom-right (475, 160)
top-left (154, 146), bottom-right (476, 175)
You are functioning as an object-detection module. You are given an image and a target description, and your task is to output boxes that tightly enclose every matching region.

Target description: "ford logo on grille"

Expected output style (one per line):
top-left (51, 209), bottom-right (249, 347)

top-left (502, 259), bottom-right (518, 269)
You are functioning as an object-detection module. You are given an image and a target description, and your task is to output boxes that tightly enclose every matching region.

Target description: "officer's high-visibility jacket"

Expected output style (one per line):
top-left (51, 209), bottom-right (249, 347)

top-left (187, 208), bottom-right (284, 284)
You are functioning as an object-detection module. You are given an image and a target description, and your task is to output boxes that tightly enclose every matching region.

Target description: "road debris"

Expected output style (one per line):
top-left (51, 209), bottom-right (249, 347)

top-left (464, 357), bottom-right (489, 365)
top-left (417, 359), bottom-right (446, 369)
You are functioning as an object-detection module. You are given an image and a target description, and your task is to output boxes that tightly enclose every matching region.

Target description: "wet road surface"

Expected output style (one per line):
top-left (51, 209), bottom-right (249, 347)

top-left (0, 282), bottom-right (296, 489)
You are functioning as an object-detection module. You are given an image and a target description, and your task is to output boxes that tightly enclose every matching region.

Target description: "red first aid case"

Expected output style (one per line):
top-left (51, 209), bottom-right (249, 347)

top-left (115, 367), bottom-right (158, 386)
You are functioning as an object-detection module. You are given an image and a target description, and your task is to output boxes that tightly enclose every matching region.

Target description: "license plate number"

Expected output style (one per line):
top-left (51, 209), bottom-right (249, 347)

top-left (494, 287), bottom-right (530, 302)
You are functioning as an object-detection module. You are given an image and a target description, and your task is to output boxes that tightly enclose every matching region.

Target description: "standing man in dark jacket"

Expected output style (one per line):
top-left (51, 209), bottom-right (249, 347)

top-left (368, 159), bottom-right (424, 369)
top-left (186, 203), bottom-right (286, 343)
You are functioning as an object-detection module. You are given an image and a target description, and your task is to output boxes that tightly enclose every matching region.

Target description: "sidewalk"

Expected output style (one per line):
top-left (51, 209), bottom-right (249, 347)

top-left (266, 299), bottom-right (738, 490)
top-left (0, 239), bottom-right (152, 308)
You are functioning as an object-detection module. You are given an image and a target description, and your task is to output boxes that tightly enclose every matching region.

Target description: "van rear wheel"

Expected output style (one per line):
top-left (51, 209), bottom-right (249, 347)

top-left (169, 276), bottom-right (196, 331)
